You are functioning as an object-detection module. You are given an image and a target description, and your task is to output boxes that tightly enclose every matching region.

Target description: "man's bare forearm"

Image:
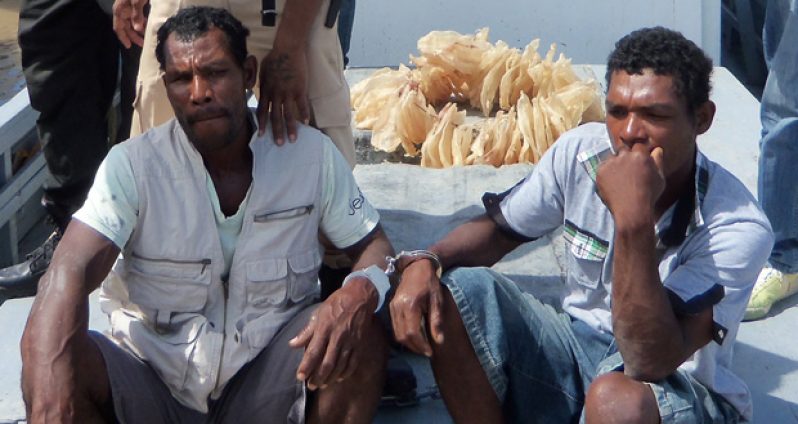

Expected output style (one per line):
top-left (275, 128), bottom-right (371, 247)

top-left (274, 0), bottom-right (324, 50)
top-left (347, 227), bottom-right (394, 271)
top-left (22, 223), bottom-right (120, 392)
top-left (611, 218), bottom-right (694, 381)
top-left (20, 262), bottom-right (100, 422)
top-left (430, 215), bottom-right (522, 271)
top-left (22, 266), bottom-right (93, 366)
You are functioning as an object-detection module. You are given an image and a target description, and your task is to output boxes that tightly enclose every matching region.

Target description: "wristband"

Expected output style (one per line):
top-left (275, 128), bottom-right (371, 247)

top-left (342, 264), bottom-right (391, 312)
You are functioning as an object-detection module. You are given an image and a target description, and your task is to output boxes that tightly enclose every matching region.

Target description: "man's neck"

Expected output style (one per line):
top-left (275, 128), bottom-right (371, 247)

top-left (199, 117), bottom-right (254, 217)
top-left (199, 116), bottom-right (254, 174)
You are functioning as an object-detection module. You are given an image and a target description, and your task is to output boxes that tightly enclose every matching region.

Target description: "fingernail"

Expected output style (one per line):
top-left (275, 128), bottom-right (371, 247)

top-left (304, 119), bottom-right (310, 125)
top-left (337, 377), bottom-right (344, 383)
top-left (297, 372), bottom-right (306, 381)
top-left (289, 134), bottom-right (297, 142)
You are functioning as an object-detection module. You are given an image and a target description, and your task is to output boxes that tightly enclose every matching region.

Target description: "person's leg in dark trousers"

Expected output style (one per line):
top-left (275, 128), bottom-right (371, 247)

top-left (0, 0), bottom-right (119, 299)
top-left (337, 0), bottom-right (355, 67)
top-left (117, 43), bottom-right (142, 144)
top-left (19, 0), bottom-right (118, 225)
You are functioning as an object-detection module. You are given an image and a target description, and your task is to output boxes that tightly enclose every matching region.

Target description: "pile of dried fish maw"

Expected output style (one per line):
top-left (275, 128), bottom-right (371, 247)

top-left (350, 29), bottom-right (605, 167)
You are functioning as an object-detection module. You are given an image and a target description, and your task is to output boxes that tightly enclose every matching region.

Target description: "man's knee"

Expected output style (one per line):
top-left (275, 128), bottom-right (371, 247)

top-left (439, 284), bottom-right (463, 330)
top-left (430, 285), bottom-right (478, 365)
top-left (437, 274), bottom-right (476, 336)
top-left (308, 317), bottom-right (389, 423)
top-left (584, 372), bottom-right (659, 424)
top-left (354, 316), bottom-right (390, 379)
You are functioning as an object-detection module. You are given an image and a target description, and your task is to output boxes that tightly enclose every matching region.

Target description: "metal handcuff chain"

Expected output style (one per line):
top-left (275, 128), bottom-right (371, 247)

top-left (385, 250), bottom-right (443, 282)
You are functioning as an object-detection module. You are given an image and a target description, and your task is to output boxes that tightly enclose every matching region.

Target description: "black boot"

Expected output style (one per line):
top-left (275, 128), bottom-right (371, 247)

top-left (0, 198), bottom-right (70, 304)
top-left (0, 228), bottom-right (62, 302)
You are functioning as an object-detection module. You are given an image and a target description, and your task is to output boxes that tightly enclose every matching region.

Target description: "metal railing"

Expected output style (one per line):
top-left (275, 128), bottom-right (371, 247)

top-left (0, 88), bottom-right (48, 266)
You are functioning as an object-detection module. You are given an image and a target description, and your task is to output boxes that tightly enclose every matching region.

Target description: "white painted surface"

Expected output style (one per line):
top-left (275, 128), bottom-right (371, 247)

top-left (348, 0), bottom-right (722, 68)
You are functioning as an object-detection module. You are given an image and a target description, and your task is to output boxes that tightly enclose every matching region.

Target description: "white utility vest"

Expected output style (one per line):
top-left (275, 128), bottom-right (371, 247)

top-left (99, 118), bottom-right (326, 412)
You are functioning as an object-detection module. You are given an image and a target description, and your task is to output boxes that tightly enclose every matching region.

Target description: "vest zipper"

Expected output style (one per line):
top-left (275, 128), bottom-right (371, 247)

top-left (130, 252), bottom-right (212, 273)
top-left (213, 278), bottom-right (228, 393)
top-left (253, 204), bottom-right (314, 222)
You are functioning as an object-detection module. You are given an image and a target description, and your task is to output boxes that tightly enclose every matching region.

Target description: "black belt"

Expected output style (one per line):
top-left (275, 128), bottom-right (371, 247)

top-left (262, 0), bottom-right (341, 28)
top-left (261, 0), bottom-right (277, 26)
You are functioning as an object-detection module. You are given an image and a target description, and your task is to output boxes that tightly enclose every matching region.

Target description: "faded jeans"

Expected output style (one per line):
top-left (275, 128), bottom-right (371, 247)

top-left (441, 267), bottom-right (743, 423)
top-left (759, 0), bottom-right (798, 273)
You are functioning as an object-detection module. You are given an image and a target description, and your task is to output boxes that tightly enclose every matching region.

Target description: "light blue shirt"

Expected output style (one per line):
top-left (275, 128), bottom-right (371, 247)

top-left (492, 122), bottom-right (773, 419)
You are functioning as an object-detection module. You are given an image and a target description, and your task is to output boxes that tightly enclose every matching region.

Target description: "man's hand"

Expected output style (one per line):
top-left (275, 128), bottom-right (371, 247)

top-left (596, 144), bottom-right (665, 221)
top-left (112, 0), bottom-right (148, 48)
top-left (257, 48), bottom-right (311, 144)
top-left (289, 278), bottom-right (378, 390)
top-left (389, 259), bottom-right (445, 357)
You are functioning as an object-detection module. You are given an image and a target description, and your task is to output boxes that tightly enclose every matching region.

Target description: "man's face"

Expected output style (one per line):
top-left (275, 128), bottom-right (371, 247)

top-left (605, 69), bottom-right (714, 182)
top-left (162, 28), bottom-right (256, 153)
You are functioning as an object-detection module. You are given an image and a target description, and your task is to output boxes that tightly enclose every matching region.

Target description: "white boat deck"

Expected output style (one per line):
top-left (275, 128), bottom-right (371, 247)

top-left (0, 66), bottom-right (796, 423)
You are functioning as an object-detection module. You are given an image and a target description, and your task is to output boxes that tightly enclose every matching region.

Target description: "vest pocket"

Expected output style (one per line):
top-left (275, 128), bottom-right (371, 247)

top-left (241, 314), bottom-right (284, 360)
top-left (563, 221), bottom-right (608, 289)
top-left (253, 204), bottom-right (314, 222)
top-left (288, 249), bottom-right (322, 302)
top-left (246, 257), bottom-right (290, 307)
top-left (566, 253), bottom-right (605, 290)
top-left (245, 250), bottom-right (322, 307)
top-left (126, 255), bottom-right (212, 334)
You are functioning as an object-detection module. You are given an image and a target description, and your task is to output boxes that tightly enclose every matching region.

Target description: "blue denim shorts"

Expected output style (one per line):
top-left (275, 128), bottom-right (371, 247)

top-left (441, 267), bottom-right (745, 423)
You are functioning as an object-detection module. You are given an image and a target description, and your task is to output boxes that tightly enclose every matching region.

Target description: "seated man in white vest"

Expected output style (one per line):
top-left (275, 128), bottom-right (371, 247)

top-left (20, 7), bottom-right (393, 423)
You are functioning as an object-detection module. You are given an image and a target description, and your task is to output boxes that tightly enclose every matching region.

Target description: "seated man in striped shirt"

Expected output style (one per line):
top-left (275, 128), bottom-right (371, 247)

top-left (389, 27), bottom-right (772, 423)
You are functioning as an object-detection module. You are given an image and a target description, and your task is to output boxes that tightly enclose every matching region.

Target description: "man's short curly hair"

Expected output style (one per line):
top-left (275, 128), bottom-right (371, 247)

top-left (155, 6), bottom-right (250, 70)
top-left (606, 27), bottom-right (713, 112)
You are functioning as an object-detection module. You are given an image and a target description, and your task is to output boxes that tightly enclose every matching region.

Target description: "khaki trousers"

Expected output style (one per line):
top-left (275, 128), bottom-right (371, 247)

top-left (131, 0), bottom-right (355, 167)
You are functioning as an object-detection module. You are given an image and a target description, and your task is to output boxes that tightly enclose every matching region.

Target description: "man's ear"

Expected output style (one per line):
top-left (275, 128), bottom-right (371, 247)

top-left (243, 55), bottom-right (257, 89)
top-left (694, 100), bottom-right (716, 135)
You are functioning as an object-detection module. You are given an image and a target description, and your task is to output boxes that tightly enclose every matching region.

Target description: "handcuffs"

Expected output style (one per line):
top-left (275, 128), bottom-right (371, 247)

top-left (342, 250), bottom-right (443, 312)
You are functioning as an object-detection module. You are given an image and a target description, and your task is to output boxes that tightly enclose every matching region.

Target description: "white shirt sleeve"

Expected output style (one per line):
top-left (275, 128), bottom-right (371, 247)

top-left (318, 142), bottom-right (380, 248)
top-left (498, 139), bottom-right (566, 239)
top-left (72, 143), bottom-right (139, 249)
